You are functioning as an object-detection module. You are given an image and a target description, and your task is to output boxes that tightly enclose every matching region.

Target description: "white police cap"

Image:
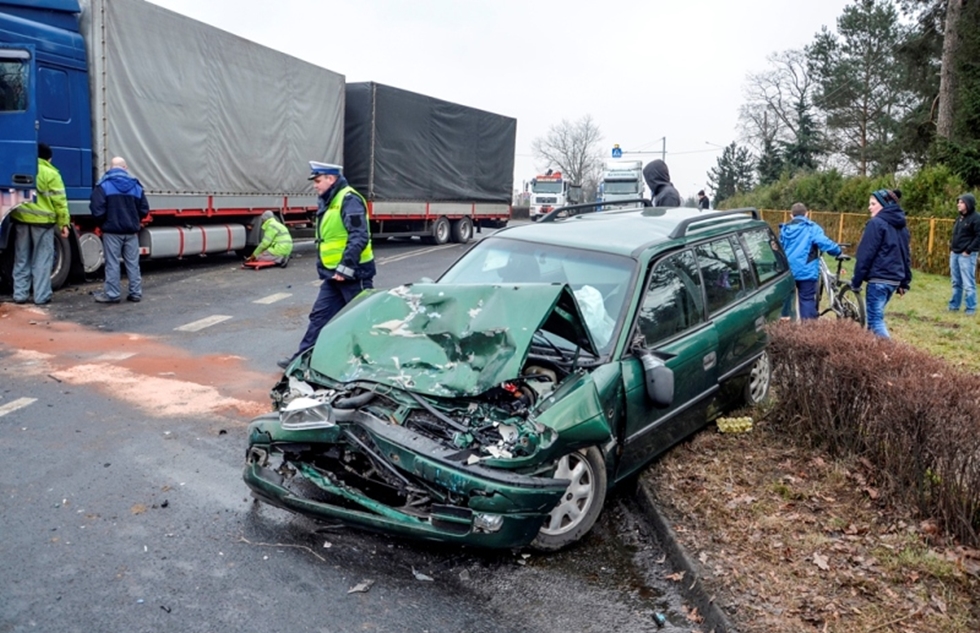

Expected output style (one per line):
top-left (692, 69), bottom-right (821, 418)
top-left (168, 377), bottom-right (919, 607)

top-left (308, 161), bottom-right (343, 179)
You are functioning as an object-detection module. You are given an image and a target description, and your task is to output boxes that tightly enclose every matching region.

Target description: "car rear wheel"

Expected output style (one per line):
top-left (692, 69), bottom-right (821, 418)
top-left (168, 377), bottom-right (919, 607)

top-left (743, 351), bottom-right (771, 406)
top-left (531, 446), bottom-right (607, 551)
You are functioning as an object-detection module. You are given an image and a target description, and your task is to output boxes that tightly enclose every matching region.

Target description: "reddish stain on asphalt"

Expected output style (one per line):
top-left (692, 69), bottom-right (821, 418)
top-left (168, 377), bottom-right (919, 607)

top-left (0, 304), bottom-right (276, 420)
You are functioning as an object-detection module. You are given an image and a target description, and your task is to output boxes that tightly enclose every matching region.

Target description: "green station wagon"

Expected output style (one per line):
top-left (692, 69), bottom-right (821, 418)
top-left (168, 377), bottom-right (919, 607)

top-left (244, 205), bottom-right (794, 550)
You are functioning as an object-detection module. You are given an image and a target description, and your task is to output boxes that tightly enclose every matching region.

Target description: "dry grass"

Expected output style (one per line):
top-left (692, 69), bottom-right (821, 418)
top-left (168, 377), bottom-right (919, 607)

top-left (644, 269), bottom-right (980, 632)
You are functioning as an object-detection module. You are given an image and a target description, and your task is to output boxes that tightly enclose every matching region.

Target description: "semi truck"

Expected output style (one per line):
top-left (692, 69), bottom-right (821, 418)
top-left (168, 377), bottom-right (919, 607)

top-left (0, 0), bottom-right (514, 290)
top-left (598, 159), bottom-right (644, 207)
top-left (527, 171), bottom-right (581, 221)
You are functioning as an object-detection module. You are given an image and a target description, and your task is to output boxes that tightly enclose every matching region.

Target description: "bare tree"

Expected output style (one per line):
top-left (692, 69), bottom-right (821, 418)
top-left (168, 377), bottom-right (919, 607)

top-left (531, 114), bottom-right (604, 195)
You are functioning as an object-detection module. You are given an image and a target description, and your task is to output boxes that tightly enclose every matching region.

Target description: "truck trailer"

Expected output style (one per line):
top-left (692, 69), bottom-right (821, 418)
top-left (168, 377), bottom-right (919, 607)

top-left (0, 0), bottom-right (514, 290)
top-left (344, 82), bottom-right (514, 245)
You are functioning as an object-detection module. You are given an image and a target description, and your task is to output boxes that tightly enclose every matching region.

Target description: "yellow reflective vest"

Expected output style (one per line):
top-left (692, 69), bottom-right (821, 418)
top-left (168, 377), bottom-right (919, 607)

top-left (318, 186), bottom-right (373, 269)
top-left (253, 217), bottom-right (293, 258)
top-left (11, 159), bottom-right (70, 228)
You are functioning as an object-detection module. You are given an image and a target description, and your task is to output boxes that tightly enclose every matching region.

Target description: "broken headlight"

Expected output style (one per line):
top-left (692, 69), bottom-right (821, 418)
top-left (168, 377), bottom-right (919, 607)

top-left (280, 396), bottom-right (335, 430)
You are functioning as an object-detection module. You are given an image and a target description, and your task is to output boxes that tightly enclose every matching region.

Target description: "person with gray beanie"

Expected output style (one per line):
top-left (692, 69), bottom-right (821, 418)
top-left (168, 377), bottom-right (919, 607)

top-left (246, 210), bottom-right (293, 267)
top-left (948, 192), bottom-right (980, 315)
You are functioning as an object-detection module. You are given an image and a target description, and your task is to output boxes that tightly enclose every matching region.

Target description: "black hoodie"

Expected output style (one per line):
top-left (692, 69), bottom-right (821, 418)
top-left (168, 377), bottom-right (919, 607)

top-left (643, 160), bottom-right (681, 207)
top-left (951, 193), bottom-right (980, 254)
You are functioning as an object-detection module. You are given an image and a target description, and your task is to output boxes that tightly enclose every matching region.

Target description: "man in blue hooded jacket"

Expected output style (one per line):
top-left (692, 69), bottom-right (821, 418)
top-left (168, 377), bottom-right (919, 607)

top-left (779, 202), bottom-right (842, 319)
top-left (90, 157), bottom-right (150, 303)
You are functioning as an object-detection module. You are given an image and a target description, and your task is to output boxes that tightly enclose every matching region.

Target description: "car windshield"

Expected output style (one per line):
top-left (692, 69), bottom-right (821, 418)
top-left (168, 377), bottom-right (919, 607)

top-left (532, 181), bottom-right (563, 194)
top-left (603, 181), bottom-right (641, 195)
top-left (438, 237), bottom-right (637, 352)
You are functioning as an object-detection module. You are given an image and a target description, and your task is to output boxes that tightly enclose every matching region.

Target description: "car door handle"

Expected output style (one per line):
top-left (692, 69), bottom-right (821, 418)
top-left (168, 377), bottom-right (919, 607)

top-left (703, 351), bottom-right (716, 371)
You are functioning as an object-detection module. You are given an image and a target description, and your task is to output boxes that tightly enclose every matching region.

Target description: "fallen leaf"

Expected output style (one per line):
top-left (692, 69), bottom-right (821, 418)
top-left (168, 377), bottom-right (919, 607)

top-left (131, 504), bottom-right (146, 515)
top-left (665, 571), bottom-right (686, 582)
top-left (813, 553), bottom-right (830, 571)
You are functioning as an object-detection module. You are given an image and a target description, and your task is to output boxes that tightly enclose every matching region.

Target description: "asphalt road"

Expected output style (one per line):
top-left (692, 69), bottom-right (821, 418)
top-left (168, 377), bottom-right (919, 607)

top-left (0, 232), bottom-right (705, 632)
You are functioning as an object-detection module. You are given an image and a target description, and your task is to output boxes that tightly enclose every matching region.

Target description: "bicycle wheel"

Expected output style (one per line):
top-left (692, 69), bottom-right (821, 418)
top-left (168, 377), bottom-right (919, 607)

top-left (834, 284), bottom-right (866, 326)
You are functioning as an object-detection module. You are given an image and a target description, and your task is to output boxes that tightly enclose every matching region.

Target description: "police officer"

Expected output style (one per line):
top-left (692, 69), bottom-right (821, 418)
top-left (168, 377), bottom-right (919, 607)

top-left (278, 162), bottom-right (375, 369)
top-left (11, 143), bottom-right (70, 305)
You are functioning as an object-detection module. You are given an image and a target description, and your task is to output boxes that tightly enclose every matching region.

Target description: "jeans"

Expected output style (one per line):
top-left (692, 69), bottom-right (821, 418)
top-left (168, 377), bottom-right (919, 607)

top-left (296, 275), bottom-right (374, 355)
top-left (796, 279), bottom-right (819, 320)
top-left (102, 233), bottom-right (142, 299)
top-left (12, 223), bottom-right (55, 304)
top-left (865, 282), bottom-right (897, 338)
top-left (948, 251), bottom-right (978, 314)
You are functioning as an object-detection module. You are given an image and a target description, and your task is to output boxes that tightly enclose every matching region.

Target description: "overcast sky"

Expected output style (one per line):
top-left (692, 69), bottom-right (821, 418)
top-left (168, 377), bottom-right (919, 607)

top-left (149, 0), bottom-right (853, 200)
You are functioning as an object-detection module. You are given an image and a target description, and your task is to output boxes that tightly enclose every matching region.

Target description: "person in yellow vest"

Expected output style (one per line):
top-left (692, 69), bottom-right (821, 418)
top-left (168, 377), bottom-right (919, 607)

top-left (278, 162), bottom-right (375, 369)
top-left (11, 143), bottom-right (70, 305)
top-left (246, 210), bottom-right (293, 266)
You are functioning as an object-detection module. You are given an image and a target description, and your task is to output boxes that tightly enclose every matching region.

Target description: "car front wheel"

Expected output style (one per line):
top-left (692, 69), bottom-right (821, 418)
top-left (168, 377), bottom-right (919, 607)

top-left (531, 446), bottom-right (607, 551)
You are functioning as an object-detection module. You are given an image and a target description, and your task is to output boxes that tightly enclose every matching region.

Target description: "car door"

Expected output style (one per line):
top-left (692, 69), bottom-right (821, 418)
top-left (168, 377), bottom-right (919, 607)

top-left (694, 235), bottom-right (765, 383)
top-left (0, 44), bottom-right (38, 223)
top-left (617, 249), bottom-right (719, 479)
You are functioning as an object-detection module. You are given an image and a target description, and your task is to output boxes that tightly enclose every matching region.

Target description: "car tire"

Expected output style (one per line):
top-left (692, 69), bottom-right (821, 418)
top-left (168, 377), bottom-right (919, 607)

top-left (743, 350), bottom-right (771, 406)
top-left (531, 446), bottom-right (607, 551)
top-left (450, 217), bottom-right (473, 243)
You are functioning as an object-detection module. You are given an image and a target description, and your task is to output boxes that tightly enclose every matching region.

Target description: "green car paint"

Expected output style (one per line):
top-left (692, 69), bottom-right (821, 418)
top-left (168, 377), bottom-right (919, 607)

top-left (244, 206), bottom-right (795, 550)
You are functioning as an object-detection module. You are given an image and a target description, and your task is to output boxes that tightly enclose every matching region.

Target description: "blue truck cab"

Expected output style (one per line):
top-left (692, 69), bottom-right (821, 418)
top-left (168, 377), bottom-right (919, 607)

top-left (0, 0), bottom-right (92, 282)
top-left (1, 0), bottom-right (93, 203)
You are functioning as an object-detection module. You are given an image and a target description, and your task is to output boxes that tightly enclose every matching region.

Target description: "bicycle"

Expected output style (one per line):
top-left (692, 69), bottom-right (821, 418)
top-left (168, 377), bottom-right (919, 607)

top-left (817, 245), bottom-right (866, 325)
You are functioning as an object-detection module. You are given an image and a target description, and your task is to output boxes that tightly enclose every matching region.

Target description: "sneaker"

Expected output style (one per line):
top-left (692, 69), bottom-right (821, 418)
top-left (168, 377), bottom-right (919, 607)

top-left (13, 298), bottom-right (28, 305)
top-left (94, 293), bottom-right (121, 304)
top-left (278, 258), bottom-right (289, 269)
top-left (127, 295), bottom-right (141, 303)
top-left (276, 356), bottom-right (293, 370)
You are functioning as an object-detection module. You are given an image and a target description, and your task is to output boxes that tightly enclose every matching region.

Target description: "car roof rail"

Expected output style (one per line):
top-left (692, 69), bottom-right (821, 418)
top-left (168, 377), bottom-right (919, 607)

top-left (667, 207), bottom-right (760, 240)
top-left (538, 198), bottom-right (652, 223)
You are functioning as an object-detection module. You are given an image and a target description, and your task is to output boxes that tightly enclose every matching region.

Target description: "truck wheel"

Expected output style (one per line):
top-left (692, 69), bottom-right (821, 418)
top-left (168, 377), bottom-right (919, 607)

top-left (423, 217), bottom-right (451, 245)
top-left (50, 232), bottom-right (72, 290)
top-left (77, 232), bottom-right (105, 274)
top-left (450, 217), bottom-right (473, 243)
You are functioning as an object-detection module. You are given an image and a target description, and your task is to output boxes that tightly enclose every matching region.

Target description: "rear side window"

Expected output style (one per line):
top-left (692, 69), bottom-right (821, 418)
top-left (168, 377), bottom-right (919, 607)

top-left (637, 250), bottom-right (704, 345)
top-left (695, 237), bottom-right (744, 314)
top-left (740, 228), bottom-right (788, 284)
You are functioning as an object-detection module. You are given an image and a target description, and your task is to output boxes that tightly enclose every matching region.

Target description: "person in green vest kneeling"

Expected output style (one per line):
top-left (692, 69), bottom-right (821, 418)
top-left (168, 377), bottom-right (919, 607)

top-left (278, 162), bottom-right (375, 369)
top-left (245, 210), bottom-right (293, 267)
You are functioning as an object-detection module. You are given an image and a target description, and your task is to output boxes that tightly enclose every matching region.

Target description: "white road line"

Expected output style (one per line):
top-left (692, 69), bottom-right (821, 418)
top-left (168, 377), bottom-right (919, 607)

top-left (95, 352), bottom-right (137, 361)
top-left (174, 315), bottom-right (233, 332)
top-left (253, 293), bottom-right (292, 305)
top-left (0, 397), bottom-right (37, 418)
top-left (378, 244), bottom-right (458, 265)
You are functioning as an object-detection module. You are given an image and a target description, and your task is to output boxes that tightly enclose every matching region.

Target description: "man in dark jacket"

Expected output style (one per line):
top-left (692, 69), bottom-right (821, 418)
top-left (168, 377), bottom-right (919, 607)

top-left (948, 192), bottom-right (980, 315)
top-left (278, 161), bottom-right (376, 369)
top-left (697, 190), bottom-right (710, 211)
top-left (850, 189), bottom-right (912, 338)
top-left (90, 157), bottom-right (150, 303)
top-left (643, 159), bottom-right (681, 206)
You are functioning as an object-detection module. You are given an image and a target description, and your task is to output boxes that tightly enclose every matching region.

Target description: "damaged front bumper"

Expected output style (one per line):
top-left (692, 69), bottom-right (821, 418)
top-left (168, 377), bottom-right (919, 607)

top-left (243, 410), bottom-right (572, 548)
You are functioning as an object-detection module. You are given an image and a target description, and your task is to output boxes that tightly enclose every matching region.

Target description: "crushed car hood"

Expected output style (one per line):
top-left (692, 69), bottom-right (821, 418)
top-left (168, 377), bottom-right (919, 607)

top-left (309, 283), bottom-right (598, 397)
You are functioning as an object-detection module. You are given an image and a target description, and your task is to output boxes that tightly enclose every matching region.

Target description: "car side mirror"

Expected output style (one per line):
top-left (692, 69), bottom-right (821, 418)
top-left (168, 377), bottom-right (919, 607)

top-left (638, 349), bottom-right (674, 408)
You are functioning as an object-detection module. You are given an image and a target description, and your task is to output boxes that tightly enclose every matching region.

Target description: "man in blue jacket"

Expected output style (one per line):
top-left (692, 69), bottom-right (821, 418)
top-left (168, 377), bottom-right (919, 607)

top-left (90, 157), bottom-right (150, 303)
top-left (779, 202), bottom-right (842, 319)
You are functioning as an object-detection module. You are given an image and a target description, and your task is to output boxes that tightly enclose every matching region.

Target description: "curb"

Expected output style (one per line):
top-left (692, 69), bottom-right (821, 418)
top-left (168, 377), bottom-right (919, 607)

top-left (635, 480), bottom-right (740, 633)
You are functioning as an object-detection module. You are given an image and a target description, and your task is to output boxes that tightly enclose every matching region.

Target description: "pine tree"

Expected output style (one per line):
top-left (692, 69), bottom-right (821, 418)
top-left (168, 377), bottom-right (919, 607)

top-left (708, 143), bottom-right (755, 207)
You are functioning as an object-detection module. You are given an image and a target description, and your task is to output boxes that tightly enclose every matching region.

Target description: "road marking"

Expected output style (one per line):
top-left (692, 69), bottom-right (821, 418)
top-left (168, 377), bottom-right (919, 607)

top-left (95, 352), bottom-right (137, 361)
top-left (0, 397), bottom-right (37, 418)
top-left (253, 293), bottom-right (292, 305)
top-left (174, 315), bottom-right (233, 332)
top-left (378, 244), bottom-right (458, 265)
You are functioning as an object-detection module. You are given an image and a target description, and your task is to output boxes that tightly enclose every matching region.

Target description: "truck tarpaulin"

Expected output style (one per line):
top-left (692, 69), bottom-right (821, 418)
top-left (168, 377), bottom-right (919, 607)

top-left (344, 82), bottom-right (516, 203)
top-left (79, 0), bottom-right (345, 196)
